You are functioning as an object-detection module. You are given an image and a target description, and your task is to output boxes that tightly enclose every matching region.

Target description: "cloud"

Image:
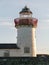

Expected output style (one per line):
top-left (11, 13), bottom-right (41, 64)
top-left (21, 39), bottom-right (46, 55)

top-left (0, 18), bottom-right (14, 26)
top-left (37, 19), bottom-right (49, 30)
top-left (0, 22), bottom-right (12, 26)
top-left (40, 19), bottom-right (49, 22)
top-left (0, 19), bottom-right (17, 30)
top-left (0, 22), bottom-right (14, 26)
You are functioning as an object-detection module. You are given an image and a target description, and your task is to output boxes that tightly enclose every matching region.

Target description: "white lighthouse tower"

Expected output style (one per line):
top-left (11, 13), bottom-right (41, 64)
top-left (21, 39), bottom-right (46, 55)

top-left (14, 6), bottom-right (38, 57)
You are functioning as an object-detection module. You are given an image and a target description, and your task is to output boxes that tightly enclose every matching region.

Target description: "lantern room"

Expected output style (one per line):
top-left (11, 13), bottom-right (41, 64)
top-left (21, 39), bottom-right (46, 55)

top-left (19, 6), bottom-right (32, 18)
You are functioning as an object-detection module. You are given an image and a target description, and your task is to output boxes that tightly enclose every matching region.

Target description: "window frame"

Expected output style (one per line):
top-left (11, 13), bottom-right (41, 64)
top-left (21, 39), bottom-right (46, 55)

top-left (24, 47), bottom-right (30, 53)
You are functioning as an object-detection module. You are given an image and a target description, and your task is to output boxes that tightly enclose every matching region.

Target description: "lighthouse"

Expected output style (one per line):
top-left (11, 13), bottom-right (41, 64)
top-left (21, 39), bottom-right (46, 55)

top-left (14, 6), bottom-right (38, 57)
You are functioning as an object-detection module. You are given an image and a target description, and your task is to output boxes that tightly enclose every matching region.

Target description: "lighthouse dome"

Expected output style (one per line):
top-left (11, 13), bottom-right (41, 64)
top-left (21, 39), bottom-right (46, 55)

top-left (19, 6), bottom-right (32, 15)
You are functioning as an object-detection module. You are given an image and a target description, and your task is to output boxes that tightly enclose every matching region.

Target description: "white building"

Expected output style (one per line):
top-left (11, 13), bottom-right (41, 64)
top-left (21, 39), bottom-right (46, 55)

top-left (0, 6), bottom-right (38, 57)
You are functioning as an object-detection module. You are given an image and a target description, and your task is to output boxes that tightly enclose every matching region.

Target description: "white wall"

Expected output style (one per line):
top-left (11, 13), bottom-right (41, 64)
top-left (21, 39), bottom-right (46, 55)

top-left (0, 49), bottom-right (21, 57)
top-left (0, 49), bottom-right (32, 57)
top-left (17, 27), bottom-right (36, 57)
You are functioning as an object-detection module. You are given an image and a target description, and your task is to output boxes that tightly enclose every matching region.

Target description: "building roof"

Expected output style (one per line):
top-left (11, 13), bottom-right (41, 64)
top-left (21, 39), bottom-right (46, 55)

top-left (19, 6), bottom-right (32, 14)
top-left (0, 44), bottom-right (20, 49)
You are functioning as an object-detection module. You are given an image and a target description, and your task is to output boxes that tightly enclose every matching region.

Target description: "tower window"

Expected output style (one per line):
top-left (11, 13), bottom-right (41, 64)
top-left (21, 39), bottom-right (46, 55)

top-left (4, 50), bottom-right (9, 57)
top-left (24, 47), bottom-right (30, 53)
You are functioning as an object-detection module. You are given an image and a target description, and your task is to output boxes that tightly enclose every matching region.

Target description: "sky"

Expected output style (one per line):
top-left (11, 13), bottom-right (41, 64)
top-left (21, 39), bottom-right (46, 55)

top-left (0, 0), bottom-right (49, 54)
